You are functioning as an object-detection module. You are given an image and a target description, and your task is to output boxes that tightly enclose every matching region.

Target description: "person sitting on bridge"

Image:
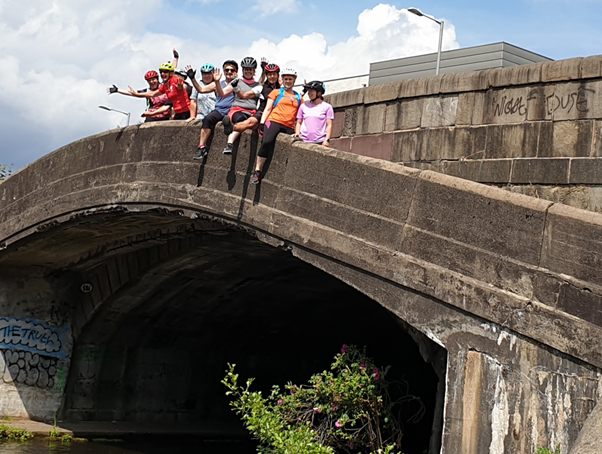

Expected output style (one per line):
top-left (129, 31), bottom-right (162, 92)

top-left (295, 80), bottom-right (333, 147)
top-left (225, 60), bottom-right (281, 143)
top-left (106, 70), bottom-right (173, 122)
top-left (185, 64), bottom-right (217, 123)
top-left (128, 61), bottom-right (191, 120)
top-left (220, 57), bottom-right (263, 155)
top-left (250, 67), bottom-right (302, 185)
top-left (174, 68), bottom-right (193, 98)
top-left (192, 60), bottom-right (238, 161)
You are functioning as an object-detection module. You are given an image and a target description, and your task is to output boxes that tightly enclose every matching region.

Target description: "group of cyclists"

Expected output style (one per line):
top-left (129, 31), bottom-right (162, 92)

top-left (108, 49), bottom-right (334, 184)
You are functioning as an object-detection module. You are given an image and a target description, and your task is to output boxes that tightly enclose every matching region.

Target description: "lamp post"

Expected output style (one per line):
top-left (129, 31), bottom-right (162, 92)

top-left (98, 105), bottom-right (131, 126)
top-left (408, 7), bottom-right (444, 76)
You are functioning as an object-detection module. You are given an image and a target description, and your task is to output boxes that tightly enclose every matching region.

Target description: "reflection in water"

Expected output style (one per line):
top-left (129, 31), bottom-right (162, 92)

top-left (0, 438), bottom-right (257, 454)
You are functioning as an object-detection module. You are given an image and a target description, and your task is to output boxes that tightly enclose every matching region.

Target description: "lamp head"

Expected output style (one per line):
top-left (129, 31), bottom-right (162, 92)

top-left (408, 7), bottom-right (424, 16)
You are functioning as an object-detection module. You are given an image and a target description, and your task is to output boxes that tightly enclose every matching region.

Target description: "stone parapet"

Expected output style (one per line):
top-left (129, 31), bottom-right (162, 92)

top-left (324, 56), bottom-right (602, 214)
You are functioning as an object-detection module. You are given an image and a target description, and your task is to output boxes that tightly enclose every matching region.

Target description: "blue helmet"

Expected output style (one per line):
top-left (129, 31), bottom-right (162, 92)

top-left (200, 63), bottom-right (215, 73)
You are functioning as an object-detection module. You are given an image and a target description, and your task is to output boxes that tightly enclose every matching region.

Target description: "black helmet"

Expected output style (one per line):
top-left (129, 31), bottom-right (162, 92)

top-left (223, 60), bottom-right (239, 71)
top-left (303, 80), bottom-right (326, 94)
top-left (241, 57), bottom-right (257, 69)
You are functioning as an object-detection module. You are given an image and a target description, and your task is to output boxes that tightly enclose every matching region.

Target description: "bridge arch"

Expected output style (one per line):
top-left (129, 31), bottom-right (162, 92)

top-left (1, 118), bottom-right (602, 453)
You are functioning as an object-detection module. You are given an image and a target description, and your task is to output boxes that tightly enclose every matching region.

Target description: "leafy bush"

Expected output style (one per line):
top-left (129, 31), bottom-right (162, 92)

top-left (537, 446), bottom-right (561, 454)
top-left (223, 345), bottom-right (423, 454)
top-left (0, 425), bottom-right (34, 440)
top-left (0, 164), bottom-right (13, 182)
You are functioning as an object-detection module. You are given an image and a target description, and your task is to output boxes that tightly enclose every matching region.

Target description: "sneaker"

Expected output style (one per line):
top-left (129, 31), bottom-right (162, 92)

top-left (250, 170), bottom-right (262, 185)
top-left (223, 143), bottom-right (233, 155)
top-left (222, 116), bottom-right (233, 136)
top-left (193, 146), bottom-right (207, 160)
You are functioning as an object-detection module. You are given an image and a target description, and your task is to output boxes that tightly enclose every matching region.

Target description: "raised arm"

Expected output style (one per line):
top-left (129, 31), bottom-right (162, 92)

top-left (213, 69), bottom-right (234, 98)
top-left (128, 86), bottom-right (161, 98)
top-left (172, 48), bottom-right (179, 69)
top-left (107, 85), bottom-right (137, 97)
top-left (186, 65), bottom-right (217, 94)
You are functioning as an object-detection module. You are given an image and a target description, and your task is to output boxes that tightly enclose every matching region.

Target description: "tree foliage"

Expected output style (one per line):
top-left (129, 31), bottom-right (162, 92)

top-left (223, 345), bottom-right (423, 454)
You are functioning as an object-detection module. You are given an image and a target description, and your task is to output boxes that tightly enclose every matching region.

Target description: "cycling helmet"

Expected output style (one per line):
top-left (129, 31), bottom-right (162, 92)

top-left (175, 68), bottom-right (188, 79)
top-left (265, 63), bottom-right (280, 73)
top-left (222, 60), bottom-right (239, 71)
top-left (303, 80), bottom-right (326, 94)
top-left (144, 70), bottom-right (159, 80)
top-left (200, 63), bottom-right (215, 73)
top-left (241, 57), bottom-right (257, 68)
top-left (281, 67), bottom-right (297, 77)
top-left (159, 62), bottom-right (175, 72)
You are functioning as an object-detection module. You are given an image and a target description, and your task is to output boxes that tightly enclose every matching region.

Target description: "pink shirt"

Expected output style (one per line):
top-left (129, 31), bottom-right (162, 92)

top-left (297, 101), bottom-right (334, 143)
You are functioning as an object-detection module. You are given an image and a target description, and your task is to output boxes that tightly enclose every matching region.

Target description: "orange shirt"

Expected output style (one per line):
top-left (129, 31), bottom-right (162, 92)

top-left (267, 89), bottom-right (302, 129)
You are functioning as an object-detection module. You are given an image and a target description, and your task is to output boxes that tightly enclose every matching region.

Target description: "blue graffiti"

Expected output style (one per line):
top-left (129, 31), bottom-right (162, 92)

top-left (0, 318), bottom-right (70, 359)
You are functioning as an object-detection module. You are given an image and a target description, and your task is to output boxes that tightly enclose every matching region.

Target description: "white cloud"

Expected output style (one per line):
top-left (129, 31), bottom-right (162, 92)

top-left (249, 4), bottom-right (458, 81)
top-left (0, 1), bottom-right (458, 169)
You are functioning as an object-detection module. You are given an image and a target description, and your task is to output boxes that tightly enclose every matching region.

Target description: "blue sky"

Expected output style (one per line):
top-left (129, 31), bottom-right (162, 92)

top-left (1, 0), bottom-right (601, 172)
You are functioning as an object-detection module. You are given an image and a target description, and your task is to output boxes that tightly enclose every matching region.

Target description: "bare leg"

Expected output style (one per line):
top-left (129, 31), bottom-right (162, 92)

top-left (255, 156), bottom-right (267, 172)
top-left (227, 131), bottom-right (241, 144)
top-left (234, 117), bottom-right (259, 133)
top-left (199, 128), bottom-right (211, 147)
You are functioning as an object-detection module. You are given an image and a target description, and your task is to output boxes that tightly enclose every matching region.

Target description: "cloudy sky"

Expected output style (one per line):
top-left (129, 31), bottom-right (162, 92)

top-left (1, 0), bottom-right (601, 171)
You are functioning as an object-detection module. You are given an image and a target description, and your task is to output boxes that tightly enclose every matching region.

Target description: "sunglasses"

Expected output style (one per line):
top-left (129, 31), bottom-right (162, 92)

top-left (224, 68), bottom-right (236, 73)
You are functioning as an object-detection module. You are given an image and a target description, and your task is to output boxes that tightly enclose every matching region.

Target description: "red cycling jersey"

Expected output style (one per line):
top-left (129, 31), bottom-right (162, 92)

top-left (159, 77), bottom-right (190, 114)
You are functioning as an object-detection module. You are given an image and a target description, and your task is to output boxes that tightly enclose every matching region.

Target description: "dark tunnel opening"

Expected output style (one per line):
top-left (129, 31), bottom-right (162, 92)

top-left (61, 229), bottom-right (446, 454)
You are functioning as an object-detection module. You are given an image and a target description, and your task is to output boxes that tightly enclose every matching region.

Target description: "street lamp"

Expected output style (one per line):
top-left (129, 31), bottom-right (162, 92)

top-left (98, 105), bottom-right (131, 126)
top-left (408, 7), bottom-right (444, 76)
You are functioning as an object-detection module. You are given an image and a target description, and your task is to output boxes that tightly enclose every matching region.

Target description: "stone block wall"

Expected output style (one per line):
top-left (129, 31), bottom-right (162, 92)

top-left (326, 55), bottom-right (602, 212)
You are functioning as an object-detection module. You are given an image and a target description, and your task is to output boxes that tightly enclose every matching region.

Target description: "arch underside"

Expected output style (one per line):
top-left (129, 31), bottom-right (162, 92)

top-left (2, 123), bottom-right (602, 453)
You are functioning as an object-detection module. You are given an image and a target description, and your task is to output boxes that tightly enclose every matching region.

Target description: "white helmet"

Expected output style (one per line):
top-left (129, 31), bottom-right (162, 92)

top-left (281, 67), bottom-right (297, 77)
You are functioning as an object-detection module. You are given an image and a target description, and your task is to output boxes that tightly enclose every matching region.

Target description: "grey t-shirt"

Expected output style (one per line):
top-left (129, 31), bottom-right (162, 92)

top-left (232, 79), bottom-right (262, 111)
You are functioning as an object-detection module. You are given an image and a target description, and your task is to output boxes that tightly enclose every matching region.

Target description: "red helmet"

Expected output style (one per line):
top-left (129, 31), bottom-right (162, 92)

top-left (144, 70), bottom-right (159, 80)
top-left (265, 63), bottom-right (280, 73)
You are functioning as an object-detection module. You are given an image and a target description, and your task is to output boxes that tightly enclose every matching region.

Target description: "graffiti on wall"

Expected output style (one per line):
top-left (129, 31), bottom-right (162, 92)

top-left (0, 317), bottom-right (71, 390)
top-left (492, 87), bottom-right (595, 118)
top-left (0, 317), bottom-right (71, 359)
top-left (0, 349), bottom-right (62, 389)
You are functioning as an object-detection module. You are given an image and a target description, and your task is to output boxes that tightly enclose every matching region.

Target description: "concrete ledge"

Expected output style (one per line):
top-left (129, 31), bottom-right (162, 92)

top-left (542, 57), bottom-right (583, 82)
top-left (580, 55), bottom-right (602, 79)
top-left (487, 62), bottom-right (544, 87)
top-left (541, 202), bottom-right (602, 287)
top-left (326, 88), bottom-right (364, 108)
top-left (363, 81), bottom-right (403, 104)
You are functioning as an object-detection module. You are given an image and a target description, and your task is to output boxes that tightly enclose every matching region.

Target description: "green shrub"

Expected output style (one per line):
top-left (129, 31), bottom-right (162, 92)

top-left (0, 424), bottom-right (34, 441)
top-left (537, 446), bottom-right (561, 454)
top-left (0, 164), bottom-right (12, 182)
top-left (223, 345), bottom-right (422, 454)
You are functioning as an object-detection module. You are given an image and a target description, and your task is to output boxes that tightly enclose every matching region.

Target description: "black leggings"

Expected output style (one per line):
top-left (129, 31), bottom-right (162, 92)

top-left (258, 121), bottom-right (294, 159)
top-left (202, 110), bottom-right (225, 129)
top-left (173, 111), bottom-right (190, 120)
top-left (232, 111), bottom-right (252, 123)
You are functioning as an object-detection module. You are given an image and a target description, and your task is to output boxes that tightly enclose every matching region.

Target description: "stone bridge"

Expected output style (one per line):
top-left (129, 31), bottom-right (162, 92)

top-left (2, 55), bottom-right (602, 454)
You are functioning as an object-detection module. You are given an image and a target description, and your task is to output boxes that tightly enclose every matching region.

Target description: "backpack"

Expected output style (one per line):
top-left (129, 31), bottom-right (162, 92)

top-left (273, 88), bottom-right (301, 109)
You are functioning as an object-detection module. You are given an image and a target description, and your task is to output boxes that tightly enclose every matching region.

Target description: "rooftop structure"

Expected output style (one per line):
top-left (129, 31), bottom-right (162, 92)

top-left (369, 41), bottom-right (552, 86)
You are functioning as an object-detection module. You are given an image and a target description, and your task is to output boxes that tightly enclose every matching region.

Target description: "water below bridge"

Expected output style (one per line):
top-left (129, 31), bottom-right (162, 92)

top-left (0, 437), bottom-right (258, 454)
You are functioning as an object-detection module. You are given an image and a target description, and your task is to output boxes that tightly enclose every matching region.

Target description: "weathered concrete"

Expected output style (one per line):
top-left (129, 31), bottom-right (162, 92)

top-left (325, 54), bottom-right (602, 218)
top-left (2, 119), bottom-right (602, 452)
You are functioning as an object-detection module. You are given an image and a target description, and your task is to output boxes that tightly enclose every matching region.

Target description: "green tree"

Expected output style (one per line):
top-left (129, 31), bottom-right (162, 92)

top-left (223, 345), bottom-right (422, 454)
